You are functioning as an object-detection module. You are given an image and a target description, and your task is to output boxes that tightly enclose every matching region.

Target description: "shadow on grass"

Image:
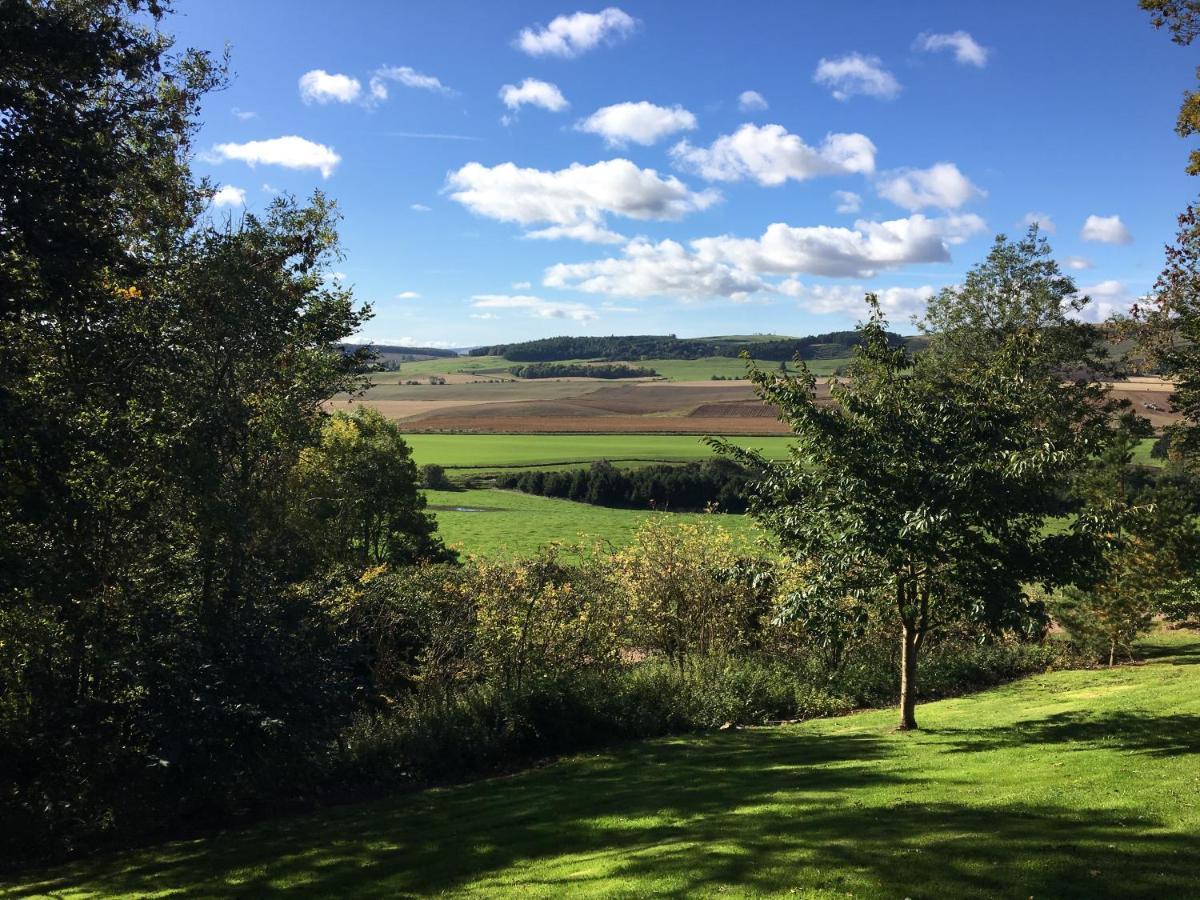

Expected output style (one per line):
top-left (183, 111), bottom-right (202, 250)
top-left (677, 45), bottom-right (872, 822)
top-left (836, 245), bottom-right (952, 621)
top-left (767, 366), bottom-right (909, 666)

top-left (15, 725), bottom-right (1197, 899)
top-left (1134, 633), bottom-right (1200, 666)
top-left (938, 710), bottom-right (1200, 758)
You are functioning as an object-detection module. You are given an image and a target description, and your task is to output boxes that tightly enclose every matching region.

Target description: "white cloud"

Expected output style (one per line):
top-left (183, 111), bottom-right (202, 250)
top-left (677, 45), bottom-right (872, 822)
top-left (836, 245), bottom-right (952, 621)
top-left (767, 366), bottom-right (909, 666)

top-left (499, 78), bottom-right (569, 113)
top-left (209, 136), bottom-right (341, 178)
top-left (471, 313), bottom-right (500, 320)
top-left (877, 162), bottom-right (983, 211)
top-left (914, 31), bottom-right (989, 67)
top-left (261, 183), bottom-right (280, 195)
top-left (738, 90), bottom-right (768, 111)
top-left (1081, 214), bottom-right (1133, 245)
top-left (516, 7), bottom-right (637, 58)
top-left (299, 70), bottom-right (362, 104)
top-left (1073, 280), bottom-right (1139, 323)
top-left (232, 107), bottom-right (257, 120)
top-left (545, 239), bottom-right (766, 301)
top-left (369, 66), bottom-right (454, 101)
top-left (813, 53), bottom-right (901, 101)
top-left (525, 222), bottom-right (627, 244)
top-left (544, 214), bottom-right (984, 299)
top-left (446, 158), bottom-right (719, 243)
top-left (411, 203), bottom-right (432, 212)
top-left (471, 293), bottom-right (598, 322)
top-left (578, 101), bottom-right (696, 146)
top-left (671, 124), bottom-right (876, 185)
top-left (778, 280), bottom-right (936, 318)
top-left (382, 337), bottom-right (455, 348)
top-left (395, 291), bottom-right (421, 299)
top-left (512, 281), bottom-right (533, 289)
top-left (211, 185), bottom-right (246, 207)
top-left (1020, 211), bottom-right (1056, 234)
top-left (1062, 255), bottom-right (1093, 270)
top-left (834, 190), bottom-right (862, 214)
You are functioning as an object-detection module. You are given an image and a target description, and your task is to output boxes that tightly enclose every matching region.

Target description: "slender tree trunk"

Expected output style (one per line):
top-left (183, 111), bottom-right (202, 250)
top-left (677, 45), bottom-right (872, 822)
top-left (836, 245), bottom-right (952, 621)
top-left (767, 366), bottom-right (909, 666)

top-left (898, 624), bottom-right (920, 730)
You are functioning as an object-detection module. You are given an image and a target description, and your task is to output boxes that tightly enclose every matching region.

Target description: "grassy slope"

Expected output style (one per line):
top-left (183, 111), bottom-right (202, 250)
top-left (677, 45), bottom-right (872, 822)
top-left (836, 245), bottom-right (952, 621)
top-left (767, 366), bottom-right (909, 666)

top-left (404, 433), bottom-right (796, 471)
top-left (426, 489), bottom-right (760, 557)
top-left (14, 631), bottom-right (1200, 898)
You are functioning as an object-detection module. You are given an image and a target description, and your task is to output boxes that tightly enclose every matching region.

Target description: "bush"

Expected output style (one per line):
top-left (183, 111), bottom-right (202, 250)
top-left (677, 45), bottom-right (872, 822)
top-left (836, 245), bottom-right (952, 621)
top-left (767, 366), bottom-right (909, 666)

top-left (421, 464), bottom-right (454, 490)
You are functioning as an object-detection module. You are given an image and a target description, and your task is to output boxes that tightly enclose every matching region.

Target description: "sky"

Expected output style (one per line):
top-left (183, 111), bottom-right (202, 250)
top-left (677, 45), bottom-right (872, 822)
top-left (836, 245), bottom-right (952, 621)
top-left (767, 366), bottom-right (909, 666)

top-left (173, 0), bottom-right (1196, 346)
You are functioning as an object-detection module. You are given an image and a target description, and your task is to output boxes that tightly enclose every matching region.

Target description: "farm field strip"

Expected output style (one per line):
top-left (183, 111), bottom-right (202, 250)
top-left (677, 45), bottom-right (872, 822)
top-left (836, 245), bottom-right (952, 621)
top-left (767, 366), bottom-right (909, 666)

top-left (402, 433), bottom-right (797, 469)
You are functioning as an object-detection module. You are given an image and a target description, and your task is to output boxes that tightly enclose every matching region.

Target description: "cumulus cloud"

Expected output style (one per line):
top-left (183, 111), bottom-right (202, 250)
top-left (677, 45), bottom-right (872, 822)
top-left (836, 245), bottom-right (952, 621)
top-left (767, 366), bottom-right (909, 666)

top-left (411, 203), bottom-right (432, 212)
top-left (834, 190), bottom-right (862, 214)
top-left (516, 7), bottom-right (637, 57)
top-left (499, 78), bottom-right (569, 118)
top-left (211, 185), bottom-right (246, 207)
top-left (545, 238), bottom-right (766, 300)
top-left (1020, 211), bottom-right (1056, 234)
top-left (1073, 280), bottom-right (1140, 323)
top-left (544, 213), bottom-right (985, 299)
top-left (369, 66), bottom-right (454, 100)
top-left (512, 281), bottom-right (533, 289)
top-left (471, 294), bottom-right (598, 322)
top-left (299, 70), bottom-right (362, 104)
top-left (1081, 214), bottom-right (1133, 244)
top-left (914, 31), bottom-right (989, 67)
top-left (1062, 255), bottom-right (1093, 270)
top-left (738, 90), bottom-right (768, 111)
top-left (671, 124), bottom-right (876, 185)
top-left (395, 291), bottom-right (421, 299)
top-left (778, 280), bottom-right (936, 318)
top-left (813, 53), bottom-right (901, 101)
top-left (208, 136), bottom-right (341, 178)
top-left (383, 337), bottom-right (455, 348)
top-left (232, 107), bottom-right (257, 120)
top-left (446, 158), bottom-right (719, 243)
top-left (578, 101), bottom-right (696, 146)
top-left (877, 162), bottom-right (983, 211)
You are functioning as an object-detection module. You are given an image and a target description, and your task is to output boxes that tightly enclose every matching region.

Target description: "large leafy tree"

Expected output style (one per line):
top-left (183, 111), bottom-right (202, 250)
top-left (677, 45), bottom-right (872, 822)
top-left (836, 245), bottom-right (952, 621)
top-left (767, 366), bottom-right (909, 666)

top-left (290, 407), bottom-right (452, 569)
top-left (722, 232), bottom-right (1115, 729)
top-left (1141, 0), bottom-right (1200, 173)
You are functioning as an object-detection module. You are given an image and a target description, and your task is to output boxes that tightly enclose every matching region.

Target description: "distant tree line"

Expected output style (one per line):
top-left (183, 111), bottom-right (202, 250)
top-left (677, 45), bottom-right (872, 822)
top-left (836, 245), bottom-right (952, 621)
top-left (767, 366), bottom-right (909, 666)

top-left (509, 362), bottom-right (658, 379)
top-left (346, 343), bottom-right (460, 359)
top-left (471, 332), bottom-right (911, 363)
top-left (495, 458), bottom-right (757, 512)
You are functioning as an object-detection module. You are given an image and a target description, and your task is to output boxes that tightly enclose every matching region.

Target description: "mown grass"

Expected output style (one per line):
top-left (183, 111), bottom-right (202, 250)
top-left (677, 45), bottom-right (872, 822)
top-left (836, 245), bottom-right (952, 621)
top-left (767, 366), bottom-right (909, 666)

top-left (12, 630), bottom-right (1198, 898)
top-left (404, 433), bottom-right (796, 472)
top-left (426, 488), bottom-right (760, 557)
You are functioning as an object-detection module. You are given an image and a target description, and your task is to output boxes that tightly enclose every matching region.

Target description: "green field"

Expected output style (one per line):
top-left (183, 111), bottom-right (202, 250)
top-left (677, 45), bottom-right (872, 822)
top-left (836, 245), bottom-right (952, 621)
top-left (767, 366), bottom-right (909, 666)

top-left (17, 630), bottom-right (1199, 897)
top-left (427, 489), bottom-right (760, 557)
top-left (404, 433), bottom-right (796, 472)
top-left (375, 355), bottom-right (848, 382)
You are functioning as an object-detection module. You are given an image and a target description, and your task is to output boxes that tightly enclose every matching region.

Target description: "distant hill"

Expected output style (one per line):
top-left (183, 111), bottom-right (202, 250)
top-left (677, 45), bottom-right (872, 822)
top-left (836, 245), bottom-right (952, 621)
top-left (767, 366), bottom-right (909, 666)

top-left (343, 343), bottom-right (462, 361)
top-left (470, 332), bottom-right (915, 363)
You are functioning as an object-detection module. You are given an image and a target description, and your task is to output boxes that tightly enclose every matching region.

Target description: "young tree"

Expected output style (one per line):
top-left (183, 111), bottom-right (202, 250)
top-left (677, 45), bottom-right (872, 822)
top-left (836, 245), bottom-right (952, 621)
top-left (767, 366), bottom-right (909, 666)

top-left (720, 233), bottom-right (1114, 729)
top-left (291, 407), bottom-right (452, 569)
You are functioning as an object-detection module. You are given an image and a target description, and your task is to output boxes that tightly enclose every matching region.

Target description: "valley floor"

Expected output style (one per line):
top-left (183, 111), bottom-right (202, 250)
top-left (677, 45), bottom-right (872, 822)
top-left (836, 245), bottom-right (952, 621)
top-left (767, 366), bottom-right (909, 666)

top-left (9, 631), bottom-right (1200, 899)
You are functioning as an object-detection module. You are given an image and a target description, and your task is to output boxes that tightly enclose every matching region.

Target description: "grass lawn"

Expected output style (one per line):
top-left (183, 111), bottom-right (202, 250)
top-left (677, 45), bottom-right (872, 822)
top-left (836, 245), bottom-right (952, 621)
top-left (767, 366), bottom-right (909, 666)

top-left (13, 630), bottom-right (1199, 898)
top-left (426, 488), bottom-right (760, 557)
top-left (404, 433), bottom-right (796, 472)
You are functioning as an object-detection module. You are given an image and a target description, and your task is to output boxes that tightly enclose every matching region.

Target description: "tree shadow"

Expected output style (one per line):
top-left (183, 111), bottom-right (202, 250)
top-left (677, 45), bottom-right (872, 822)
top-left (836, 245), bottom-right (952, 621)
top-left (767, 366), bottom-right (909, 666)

top-left (13, 724), bottom-right (1198, 898)
top-left (939, 711), bottom-right (1200, 758)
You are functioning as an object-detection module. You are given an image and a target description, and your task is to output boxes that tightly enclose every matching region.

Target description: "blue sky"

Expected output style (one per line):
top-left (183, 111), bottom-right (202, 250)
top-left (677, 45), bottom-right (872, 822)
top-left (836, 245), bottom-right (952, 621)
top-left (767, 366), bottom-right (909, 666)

top-left (176, 0), bottom-right (1194, 346)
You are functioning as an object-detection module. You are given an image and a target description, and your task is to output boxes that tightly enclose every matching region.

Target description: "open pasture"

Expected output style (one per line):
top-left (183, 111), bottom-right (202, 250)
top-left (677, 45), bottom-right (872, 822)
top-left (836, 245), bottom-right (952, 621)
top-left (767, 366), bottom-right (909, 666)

top-left (426, 488), bottom-right (760, 557)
